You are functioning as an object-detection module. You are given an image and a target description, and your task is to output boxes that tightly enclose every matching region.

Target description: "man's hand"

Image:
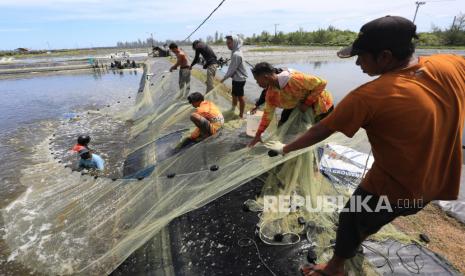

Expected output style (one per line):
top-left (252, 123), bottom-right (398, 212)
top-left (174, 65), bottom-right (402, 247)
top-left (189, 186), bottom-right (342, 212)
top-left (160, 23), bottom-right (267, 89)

top-left (220, 78), bottom-right (226, 83)
top-left (264, 141), bottom-right (286, 155)
top-left (175, 137), bottom-right (193, 150)
top-left (169, 66), bottom-right (176, 72)
top-left (298, 102), bottom-right (309, 113)
top-left (189, 66), bottom-right (193, 70)
top-left (250, 106), bottom-right (258, 114)
top-left (248, 135), bottom-right (262, 147)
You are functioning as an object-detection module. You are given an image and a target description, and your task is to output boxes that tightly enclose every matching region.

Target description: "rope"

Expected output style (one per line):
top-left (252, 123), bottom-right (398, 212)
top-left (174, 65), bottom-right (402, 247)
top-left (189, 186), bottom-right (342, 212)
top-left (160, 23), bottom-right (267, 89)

top-left (361, 240), bottom-right (426, 274)
top-left (183, 0), bottom-right (227, 42)
top-left (395, 243), bottom-right (425, 274)
top-left (361, 242), bottom-right (395, 273)
top-left (238, 237), bottom-right (277, 276)
top-left (245, 60), bottom-right (255, 68)
top-left (361, 149), bottom-right (372, 179)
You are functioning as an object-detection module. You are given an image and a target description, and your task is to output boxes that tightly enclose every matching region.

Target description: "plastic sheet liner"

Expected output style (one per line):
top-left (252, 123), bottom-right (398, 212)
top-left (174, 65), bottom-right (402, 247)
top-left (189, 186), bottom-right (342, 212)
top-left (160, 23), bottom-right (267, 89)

top-left (362, 239), bottom-right (460, 275)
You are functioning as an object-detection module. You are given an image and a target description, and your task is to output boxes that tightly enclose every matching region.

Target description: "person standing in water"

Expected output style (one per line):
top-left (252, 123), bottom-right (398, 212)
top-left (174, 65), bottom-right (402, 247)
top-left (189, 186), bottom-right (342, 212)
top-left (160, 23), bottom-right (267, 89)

top-left (78, 148), bottom-right (105, 171)
top-left (71, 135), bottom-right (91, 153)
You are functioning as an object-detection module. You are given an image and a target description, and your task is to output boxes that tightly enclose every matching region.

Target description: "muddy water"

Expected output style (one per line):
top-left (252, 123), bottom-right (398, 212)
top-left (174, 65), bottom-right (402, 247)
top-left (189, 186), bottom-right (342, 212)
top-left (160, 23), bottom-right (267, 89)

top-left (0, 69), bottom-right (142, 275)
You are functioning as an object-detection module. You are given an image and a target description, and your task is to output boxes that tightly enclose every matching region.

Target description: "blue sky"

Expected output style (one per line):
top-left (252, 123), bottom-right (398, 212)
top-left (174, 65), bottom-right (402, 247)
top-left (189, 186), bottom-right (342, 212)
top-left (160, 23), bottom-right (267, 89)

top-left (0, 0), bottom-right (463, 50)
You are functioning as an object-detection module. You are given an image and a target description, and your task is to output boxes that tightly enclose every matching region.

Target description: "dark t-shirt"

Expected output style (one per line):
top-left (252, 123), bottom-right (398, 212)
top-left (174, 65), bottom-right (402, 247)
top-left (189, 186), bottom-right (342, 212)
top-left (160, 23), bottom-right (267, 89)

top-left (191, 43), bottom-right (218, 67)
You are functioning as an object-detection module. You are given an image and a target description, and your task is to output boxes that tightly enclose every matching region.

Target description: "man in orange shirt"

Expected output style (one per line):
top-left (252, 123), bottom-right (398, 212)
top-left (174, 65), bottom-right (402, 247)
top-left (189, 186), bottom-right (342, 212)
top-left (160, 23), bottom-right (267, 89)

top-left (265, 16), bottom-right (465, 276)
top-left (169, 43), bottom-right (191, 97)
top-left (186, 92), bottom-right (224, 142)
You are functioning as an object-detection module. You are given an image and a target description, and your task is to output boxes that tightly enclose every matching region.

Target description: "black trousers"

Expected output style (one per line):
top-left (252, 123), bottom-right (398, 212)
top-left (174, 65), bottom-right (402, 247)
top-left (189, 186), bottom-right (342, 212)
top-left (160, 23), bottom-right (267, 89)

top-left (335, 187), bottom-right (426, 258)
top-left (277, 106), bottom-right (334, 127)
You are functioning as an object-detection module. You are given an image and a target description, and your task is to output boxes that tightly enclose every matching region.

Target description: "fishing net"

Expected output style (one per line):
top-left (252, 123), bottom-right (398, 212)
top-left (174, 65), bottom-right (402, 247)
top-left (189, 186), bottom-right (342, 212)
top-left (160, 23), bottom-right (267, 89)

top-left (2, 58), bottom-right (411, 275)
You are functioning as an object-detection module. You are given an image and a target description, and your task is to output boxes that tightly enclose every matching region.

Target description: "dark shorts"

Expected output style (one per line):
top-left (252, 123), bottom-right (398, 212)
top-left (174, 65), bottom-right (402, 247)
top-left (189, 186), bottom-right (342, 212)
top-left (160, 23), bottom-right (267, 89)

top-left (232, 81), bottom-right (246, 97)
top-left (335, 186), bottom-right (426, 258)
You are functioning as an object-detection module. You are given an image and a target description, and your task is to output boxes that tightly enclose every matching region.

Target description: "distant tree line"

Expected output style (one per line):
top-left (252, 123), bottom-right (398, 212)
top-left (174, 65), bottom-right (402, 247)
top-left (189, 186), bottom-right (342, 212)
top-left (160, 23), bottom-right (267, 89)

top-left (417, 14), bottom-right (465, 46)
top-left (111, 13), bottom-right (465, 49)
top-left (115, 38), bottom-right (194, 48)
top-left (116, 38), bottom-right (158, 48)
top-left (243, 13), bottom-right (465, 47)
top-left (243, 26), bottom-right (356, 46)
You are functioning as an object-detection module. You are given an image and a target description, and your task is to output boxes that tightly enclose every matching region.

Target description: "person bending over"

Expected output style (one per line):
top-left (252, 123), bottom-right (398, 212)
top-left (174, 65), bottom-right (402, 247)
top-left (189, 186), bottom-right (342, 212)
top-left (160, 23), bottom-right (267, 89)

top-left (190, 40), bottom-right (219, 93)
top-left (249, 62), bottom-right (334, 147)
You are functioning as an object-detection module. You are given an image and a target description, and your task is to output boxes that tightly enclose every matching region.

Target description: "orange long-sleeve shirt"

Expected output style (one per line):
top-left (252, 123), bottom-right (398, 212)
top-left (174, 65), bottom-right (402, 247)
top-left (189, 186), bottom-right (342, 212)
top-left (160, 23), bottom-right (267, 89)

top-left (190, 100), bottom-right (224, 140)
top-left (256, 70), bottom-right (333, 136)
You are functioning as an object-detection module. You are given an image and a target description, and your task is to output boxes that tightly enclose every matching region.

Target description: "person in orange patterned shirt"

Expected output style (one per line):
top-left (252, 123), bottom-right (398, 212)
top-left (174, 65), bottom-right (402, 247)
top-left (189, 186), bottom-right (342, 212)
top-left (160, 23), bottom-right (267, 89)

top-left (248, 62), bottom-right (334, 147)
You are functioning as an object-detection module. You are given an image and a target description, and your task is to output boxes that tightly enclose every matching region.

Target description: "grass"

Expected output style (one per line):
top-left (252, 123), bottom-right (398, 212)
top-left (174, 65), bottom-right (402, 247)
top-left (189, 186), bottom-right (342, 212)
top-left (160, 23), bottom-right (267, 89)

top-left (393, 204), bottom-right (465, 274)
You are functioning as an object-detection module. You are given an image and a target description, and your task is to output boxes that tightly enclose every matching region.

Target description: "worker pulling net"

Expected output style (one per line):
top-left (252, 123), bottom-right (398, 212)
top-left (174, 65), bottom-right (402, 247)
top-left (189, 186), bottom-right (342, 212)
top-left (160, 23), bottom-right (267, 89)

top-left (2, 58), bottom-right (406, 275)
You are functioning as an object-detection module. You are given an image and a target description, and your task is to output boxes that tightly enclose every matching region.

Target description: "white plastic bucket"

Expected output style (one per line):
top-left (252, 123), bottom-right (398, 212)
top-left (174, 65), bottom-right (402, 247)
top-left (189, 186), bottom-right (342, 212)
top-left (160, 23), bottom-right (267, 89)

top-left (246, 110), bottom-right (263, 137)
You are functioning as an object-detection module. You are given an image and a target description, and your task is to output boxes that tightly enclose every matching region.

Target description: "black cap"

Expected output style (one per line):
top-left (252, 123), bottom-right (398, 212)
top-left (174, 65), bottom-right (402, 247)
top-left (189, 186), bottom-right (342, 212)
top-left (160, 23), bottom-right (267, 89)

top-left (338, 15), bottom-right (418, 58)
top-left (77, 135), bottom-right (91, 145)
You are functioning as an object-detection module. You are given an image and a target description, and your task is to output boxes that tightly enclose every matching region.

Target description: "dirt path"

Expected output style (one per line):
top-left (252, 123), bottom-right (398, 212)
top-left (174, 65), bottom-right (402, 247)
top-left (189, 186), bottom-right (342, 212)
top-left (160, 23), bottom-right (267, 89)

top-left (393, 204), bottom-right (465, 274)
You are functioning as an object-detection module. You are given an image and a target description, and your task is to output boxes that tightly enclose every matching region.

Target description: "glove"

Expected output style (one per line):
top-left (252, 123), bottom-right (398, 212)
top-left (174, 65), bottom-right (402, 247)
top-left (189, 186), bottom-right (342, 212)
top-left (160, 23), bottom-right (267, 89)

top-left (264, 141), bottom-right (286, 155)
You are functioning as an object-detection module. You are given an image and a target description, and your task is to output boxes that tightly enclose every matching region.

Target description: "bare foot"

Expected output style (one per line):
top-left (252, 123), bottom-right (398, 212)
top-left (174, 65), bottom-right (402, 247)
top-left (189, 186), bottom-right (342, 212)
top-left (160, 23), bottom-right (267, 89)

top-left (300, 263), bottom-right (344, 276)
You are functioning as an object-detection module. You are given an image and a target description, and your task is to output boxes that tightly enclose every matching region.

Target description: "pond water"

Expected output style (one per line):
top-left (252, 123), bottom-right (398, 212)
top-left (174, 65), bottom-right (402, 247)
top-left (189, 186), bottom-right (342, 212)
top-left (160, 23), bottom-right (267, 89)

top-left (0, 69), bottom-right (142, 275)
top-left (0, 70), bottom-right (141, 132)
